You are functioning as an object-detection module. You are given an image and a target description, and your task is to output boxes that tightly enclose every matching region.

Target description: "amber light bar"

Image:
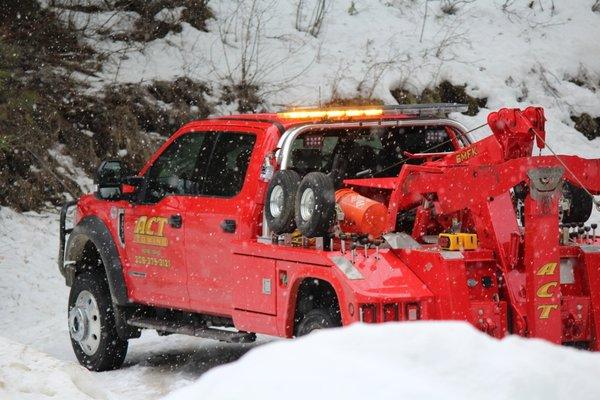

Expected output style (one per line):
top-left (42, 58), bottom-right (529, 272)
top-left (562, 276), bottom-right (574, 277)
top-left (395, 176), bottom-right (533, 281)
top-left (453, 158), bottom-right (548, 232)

top-left (278, 107), bottom-right (383, 120)
top-left (277, 103), bottom-right (467, 120)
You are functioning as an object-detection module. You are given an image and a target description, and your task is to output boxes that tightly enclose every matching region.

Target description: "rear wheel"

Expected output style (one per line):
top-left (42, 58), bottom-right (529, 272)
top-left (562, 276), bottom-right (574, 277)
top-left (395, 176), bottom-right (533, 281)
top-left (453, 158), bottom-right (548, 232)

top-left (68, 271), bottom-right (128, 371)
top-left (295, 309), bottom-right (338, 337)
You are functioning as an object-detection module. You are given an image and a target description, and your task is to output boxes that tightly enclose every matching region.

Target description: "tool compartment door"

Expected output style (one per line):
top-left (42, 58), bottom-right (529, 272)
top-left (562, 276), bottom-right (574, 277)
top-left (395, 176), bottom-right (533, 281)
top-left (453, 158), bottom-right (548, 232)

top-left (231, 255), bottom-right (277, 315)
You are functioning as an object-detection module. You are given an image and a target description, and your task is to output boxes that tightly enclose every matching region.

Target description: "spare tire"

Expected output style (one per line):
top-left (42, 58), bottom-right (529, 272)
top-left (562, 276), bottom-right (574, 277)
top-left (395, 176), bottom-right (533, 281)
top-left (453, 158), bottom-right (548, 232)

top-left (562, 181), bottom-right (593, 224)
top-left (265, 170), bottom-right (301, 234)
top-left (295, 172), bottom-right (336, 238)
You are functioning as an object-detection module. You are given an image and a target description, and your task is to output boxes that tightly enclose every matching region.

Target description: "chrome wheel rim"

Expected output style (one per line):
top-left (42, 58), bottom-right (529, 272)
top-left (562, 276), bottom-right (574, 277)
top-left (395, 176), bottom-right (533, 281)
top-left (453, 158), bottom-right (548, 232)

top-left (300, 188), bottom-right (315, 221)
top-left (69, 290), bottom-right (101, 356)
top-left (269, 185), bottom-right (284, 218)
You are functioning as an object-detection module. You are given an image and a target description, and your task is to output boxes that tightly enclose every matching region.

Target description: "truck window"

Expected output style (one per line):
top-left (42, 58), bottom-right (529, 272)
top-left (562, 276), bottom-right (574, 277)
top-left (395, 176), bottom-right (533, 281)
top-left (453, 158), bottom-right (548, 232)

top-left (201, 132), bottom-right (256, 197)
top-left (144, 132), bottom-right (214, 202)
top-left (288, 125), bottom-right (456, 179)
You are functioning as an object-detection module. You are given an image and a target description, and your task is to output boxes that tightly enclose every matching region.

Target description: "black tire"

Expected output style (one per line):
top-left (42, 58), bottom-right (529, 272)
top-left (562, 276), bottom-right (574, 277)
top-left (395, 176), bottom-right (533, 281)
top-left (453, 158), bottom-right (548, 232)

top-left (295, 309), bottom-right (338, 337)
top-left (562, 181), bottom-right (593, 224)
top-left (265, 170), bottom-right (301, 234)
top-left (295, 172), bottom-right (336, 238)
top-left (68, 271), bottom-right (128, 371)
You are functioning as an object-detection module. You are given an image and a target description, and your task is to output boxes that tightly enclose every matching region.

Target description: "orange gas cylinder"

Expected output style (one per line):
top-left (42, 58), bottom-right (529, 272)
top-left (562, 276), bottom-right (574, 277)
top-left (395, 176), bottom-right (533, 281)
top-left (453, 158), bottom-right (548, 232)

top-left (335, 189), bottom-right (388, 238)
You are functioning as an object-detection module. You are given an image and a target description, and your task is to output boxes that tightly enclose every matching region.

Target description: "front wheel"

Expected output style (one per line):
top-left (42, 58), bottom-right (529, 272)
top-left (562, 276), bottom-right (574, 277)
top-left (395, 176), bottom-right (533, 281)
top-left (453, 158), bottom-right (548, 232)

top-left (295, 309), bottom-right (339, 337)
top-left (68, 271), bottom-right (128, 371)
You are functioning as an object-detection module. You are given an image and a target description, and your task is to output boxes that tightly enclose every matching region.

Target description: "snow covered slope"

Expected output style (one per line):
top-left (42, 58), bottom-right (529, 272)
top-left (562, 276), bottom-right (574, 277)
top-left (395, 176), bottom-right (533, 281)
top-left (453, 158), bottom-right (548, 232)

top-left (165, 322), bottom-right (600, 400)
top-left (65, 0), bottom-right (600, 156)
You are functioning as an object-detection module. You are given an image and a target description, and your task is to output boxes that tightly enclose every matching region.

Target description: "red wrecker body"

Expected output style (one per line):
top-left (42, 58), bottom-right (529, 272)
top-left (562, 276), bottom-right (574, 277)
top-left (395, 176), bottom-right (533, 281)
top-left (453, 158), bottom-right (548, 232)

top-left (59, 104), bottom-right (600, 370)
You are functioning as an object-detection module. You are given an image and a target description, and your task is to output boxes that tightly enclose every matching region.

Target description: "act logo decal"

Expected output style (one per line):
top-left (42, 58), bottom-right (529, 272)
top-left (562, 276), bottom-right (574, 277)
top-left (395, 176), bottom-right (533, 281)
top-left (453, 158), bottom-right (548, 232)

top-left (133, 216), bottom-right (169, 247)
top-left (535, 262), bottom-right (559, 319)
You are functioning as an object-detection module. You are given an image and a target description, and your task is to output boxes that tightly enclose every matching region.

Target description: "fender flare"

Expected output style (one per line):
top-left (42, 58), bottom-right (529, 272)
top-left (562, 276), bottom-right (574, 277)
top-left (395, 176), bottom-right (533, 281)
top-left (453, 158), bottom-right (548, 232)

top-left (63, 216), bottom-right (129, 306)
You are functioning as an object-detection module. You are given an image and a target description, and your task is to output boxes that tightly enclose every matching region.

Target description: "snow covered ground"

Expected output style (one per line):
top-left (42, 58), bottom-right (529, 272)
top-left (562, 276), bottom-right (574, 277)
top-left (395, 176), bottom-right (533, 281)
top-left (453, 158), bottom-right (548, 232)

top-left (0, 336), bottom-right (112, 400)
top-left (0, 208), bottom-right (266, 399)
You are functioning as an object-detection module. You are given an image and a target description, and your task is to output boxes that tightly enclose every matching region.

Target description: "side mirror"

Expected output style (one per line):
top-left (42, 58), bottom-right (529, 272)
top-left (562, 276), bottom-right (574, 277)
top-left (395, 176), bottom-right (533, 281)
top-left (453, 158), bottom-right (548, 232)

top-left (95, 160), bottom-right (138, 200)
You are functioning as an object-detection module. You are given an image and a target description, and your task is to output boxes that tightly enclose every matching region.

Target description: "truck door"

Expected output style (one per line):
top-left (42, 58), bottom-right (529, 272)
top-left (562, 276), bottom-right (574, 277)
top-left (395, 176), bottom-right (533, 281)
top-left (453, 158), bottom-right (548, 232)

top-left (123, 132), bottom-right (212, 310)
top-left (185, 130), bottom-right (263, 316)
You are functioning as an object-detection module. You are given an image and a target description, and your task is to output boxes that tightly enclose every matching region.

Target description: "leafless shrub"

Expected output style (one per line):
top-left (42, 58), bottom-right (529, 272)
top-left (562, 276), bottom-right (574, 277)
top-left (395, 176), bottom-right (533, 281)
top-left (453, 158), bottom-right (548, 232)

top-left (356, 42), bottom-right (409, 99)
top-left (356, 60), bottom-right (395, 99)
top-left (295, 0), bottom-right (329, 37)
top-left (501, 0), bottom-right (562, 26)
top-left (432, 25), bottom-right (469, 61)
top-left (327, 63), bottom-right (348, 102)
top-left (534, 63), bottom-right (561, 102)
top-left (593, 0), bottom-right (600, 13)
top-left (440, 0), bottom-right (475, 15)
top-left (213, 0), bottom-right (314, 111)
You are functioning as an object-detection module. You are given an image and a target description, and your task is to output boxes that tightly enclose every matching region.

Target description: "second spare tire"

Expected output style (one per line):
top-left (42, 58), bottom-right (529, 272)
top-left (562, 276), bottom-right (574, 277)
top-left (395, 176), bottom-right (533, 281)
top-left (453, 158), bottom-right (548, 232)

top-left (295, 172), bottom-right (336, 238)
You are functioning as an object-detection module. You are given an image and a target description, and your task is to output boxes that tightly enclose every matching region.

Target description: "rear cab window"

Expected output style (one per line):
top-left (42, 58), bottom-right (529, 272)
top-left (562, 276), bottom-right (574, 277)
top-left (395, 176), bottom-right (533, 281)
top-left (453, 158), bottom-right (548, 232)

top-left (288, 125), bottom-right (462, 180)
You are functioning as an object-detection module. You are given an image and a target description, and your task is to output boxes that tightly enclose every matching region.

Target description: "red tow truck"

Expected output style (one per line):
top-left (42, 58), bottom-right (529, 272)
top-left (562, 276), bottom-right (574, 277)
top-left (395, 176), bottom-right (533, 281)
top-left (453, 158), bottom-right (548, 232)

top-left (59, 104), bottom-right (600, 371)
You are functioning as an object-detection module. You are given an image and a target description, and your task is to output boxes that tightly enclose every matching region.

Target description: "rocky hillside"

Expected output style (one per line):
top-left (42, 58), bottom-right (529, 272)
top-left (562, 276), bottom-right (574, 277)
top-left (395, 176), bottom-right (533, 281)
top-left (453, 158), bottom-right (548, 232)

top-left (1, 0), bottom-right (599, 211)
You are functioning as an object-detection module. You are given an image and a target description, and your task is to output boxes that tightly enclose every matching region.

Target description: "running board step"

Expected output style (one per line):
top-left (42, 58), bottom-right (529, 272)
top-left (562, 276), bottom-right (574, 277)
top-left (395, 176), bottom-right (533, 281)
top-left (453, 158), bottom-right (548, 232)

top-left (127, 316), bottom-right (256, 343)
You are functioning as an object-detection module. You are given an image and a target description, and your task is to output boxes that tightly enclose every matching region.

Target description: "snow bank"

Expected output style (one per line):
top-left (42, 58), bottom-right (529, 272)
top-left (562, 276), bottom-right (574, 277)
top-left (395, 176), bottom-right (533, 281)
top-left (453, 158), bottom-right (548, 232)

top-left (164, 322), bottom-right (600, 400)
top-left (0, 208), bottom-right (72, 355)
top-left (0, 336), bottom-right (113, 400)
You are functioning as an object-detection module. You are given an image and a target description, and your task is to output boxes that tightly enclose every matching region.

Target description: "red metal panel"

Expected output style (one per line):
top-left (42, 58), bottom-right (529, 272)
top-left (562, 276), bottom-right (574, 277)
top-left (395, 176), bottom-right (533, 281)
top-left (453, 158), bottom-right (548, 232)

top-left (394, 248), bottom-right (471, 320)
top-left (231, 255), bottom-right (277, 315)
top-left (522, 192), bottom-right (562, 343)
top-left (231, 309), bottom-right (279, 336)
top-left (582, 250), bottom-right (600, 350)
top-left (122, 196), bottom-right (190, 310)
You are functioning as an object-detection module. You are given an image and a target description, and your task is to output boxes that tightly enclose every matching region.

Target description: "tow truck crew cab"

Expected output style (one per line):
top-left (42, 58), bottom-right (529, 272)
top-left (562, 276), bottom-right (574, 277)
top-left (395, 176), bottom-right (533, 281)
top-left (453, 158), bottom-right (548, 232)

top-left (58, 104), bottom-right (600, 371)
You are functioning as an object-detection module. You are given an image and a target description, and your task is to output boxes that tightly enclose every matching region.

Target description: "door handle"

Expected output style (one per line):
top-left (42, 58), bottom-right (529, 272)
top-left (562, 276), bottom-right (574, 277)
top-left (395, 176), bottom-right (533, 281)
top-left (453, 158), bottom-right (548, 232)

top-left (220, 219), bottom-right (236, 233)
top-left (169, 214), bottom-right (183, 228)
